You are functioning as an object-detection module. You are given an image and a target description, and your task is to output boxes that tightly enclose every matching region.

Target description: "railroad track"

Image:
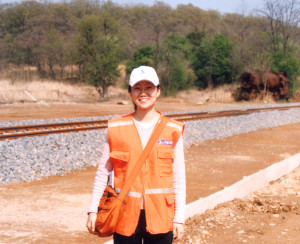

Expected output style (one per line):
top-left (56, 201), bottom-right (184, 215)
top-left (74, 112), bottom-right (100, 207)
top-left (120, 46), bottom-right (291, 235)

top-left (1, 105), bottom-right (300, 140)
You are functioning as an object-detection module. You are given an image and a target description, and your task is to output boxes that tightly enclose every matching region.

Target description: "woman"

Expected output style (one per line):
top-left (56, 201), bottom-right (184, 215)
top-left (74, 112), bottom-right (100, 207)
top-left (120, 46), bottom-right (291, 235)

top-left (86, 66), bottom-right (186, 243)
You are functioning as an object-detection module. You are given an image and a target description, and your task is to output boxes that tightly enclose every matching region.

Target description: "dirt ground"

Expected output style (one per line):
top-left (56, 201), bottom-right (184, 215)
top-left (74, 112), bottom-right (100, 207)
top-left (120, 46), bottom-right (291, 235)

top-left (0, 99), bottom-right (266, 122)
top-left (0, 101), bottom-right (300, 244)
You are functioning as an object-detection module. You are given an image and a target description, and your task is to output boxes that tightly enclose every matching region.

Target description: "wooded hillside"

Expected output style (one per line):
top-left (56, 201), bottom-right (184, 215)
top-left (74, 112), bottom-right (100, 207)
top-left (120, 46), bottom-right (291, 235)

top-left (1, 0), bottom-right (299, 97)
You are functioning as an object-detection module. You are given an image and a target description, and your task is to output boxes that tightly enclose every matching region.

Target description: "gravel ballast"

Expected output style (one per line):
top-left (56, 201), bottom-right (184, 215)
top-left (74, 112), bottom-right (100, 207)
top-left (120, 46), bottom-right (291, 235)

top-left (1, 103), bottom-right (300, 185)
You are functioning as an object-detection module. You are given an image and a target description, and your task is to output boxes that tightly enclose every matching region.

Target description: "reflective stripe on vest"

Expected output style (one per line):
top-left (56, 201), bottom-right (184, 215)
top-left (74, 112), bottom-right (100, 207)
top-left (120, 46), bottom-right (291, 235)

top-left (167, 122), bottom-right (182, 132)
top-left (115, 188), bottom-right (174, 197)
top-left (109, 121), bottom-right (133, 128)
top-left (115, 188), bottom-right (142, 198)
top-left (145, 188), bottom-right (174, 194)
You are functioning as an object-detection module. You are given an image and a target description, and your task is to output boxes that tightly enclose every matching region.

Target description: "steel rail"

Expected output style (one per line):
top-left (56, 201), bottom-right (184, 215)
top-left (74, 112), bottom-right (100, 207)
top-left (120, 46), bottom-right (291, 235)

top-left (0, 119), bottom-right (108, 133)
top-left (1, 104), bottom-right (300, 140)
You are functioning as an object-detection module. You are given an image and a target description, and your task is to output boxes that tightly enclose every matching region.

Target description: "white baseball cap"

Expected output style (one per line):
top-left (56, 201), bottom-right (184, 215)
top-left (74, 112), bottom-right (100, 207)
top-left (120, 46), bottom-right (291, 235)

top-left (129, 66), bottom-right (159, 87)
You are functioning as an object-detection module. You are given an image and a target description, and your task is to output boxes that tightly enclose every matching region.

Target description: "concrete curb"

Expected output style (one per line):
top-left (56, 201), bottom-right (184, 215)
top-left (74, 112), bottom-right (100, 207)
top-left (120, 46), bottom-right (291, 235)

top-left (185, 153), bottom-right (300, 220)
top-left (104, 153), bottom-right (300, 244)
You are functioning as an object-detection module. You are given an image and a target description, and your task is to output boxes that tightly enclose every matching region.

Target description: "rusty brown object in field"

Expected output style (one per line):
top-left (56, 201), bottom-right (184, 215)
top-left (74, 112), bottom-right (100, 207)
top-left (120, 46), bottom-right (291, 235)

top-left (238, 71), bottom-right (290, 101)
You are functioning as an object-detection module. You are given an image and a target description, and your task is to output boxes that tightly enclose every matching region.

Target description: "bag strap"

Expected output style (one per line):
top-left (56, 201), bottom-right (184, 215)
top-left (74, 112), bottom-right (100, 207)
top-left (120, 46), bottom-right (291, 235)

top-left (117, 115), bottom-right (169, 202)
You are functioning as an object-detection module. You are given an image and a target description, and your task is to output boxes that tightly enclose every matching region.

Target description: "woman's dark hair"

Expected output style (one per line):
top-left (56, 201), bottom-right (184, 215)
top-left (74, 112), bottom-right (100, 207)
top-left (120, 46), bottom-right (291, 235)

top-left (128, 84), bottom-right (160, 111)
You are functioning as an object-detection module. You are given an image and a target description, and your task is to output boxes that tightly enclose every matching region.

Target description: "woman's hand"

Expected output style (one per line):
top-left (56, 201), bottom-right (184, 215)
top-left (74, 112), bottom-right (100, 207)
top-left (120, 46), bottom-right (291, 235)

top-left (173, 222), bottom-right (184, 242)
top-left (86, 212), bottom-right (97, 233)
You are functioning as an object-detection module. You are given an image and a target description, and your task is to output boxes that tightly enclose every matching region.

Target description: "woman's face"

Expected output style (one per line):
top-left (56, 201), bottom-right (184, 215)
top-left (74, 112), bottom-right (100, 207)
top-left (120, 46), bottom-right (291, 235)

top-left (130, 80), bottom-right (160, 111)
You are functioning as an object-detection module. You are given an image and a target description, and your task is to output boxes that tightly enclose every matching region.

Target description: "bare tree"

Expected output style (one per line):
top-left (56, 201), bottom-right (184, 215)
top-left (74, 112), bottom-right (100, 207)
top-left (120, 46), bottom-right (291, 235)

top-left (223, 13), bottom-right (260, 70)
top-left (258, 0), bottom-right (300, 53)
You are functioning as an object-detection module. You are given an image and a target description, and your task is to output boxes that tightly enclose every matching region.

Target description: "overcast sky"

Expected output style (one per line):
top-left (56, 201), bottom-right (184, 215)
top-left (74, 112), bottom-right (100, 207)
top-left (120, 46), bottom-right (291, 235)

top-left (0, 0), bottom-right (265, 15)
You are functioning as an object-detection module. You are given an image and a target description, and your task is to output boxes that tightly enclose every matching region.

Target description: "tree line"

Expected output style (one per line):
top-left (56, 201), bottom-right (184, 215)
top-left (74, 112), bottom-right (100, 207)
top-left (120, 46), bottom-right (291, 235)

top-left (0, 0), bottom-right (299, 98)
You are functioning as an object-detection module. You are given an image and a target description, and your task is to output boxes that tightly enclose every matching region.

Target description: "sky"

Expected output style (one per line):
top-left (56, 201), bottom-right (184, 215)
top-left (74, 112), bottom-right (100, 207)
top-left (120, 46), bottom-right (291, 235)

top-left (0, 0), bottom-right (265, 15)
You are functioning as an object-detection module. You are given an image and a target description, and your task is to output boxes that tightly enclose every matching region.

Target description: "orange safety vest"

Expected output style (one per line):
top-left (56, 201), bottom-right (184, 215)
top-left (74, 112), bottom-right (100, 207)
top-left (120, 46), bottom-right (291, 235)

top-left (107, 112), bottom-right (184, 236)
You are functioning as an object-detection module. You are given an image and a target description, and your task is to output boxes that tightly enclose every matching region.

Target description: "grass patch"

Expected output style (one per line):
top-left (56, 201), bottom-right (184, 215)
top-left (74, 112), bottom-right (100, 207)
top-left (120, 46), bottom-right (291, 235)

top-left (0, 79), bottom-right (128, 103)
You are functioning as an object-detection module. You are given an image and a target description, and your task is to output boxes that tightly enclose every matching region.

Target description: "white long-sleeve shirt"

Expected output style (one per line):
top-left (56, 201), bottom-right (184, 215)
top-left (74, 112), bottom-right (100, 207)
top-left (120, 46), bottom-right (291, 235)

top-left (88, 118), bottom-right (186, 223)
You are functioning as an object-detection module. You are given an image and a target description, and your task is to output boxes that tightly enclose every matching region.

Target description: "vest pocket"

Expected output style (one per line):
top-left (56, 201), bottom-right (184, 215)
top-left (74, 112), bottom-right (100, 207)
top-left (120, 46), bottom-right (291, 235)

top-left (109, 151), bottom-right (130, 178)
top-left (157, 148), bottom-right (175, 177)
top-left (165, 194), bottom-right (175, 206)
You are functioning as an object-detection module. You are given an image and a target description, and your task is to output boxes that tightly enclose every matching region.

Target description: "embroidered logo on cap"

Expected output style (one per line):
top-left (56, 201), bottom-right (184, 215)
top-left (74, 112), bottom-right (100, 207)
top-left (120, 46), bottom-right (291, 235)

top-left (158, 140), bottom-right (173, 145)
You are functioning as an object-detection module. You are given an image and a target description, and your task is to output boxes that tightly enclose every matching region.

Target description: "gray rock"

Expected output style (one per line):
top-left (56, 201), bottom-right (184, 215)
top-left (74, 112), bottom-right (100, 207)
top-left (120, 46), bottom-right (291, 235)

top-left (1, 103), bottom-right (300, 185)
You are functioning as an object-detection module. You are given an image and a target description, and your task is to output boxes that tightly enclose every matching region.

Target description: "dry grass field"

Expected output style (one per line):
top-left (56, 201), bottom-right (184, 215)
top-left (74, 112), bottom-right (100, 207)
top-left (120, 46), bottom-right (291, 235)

top-left (2, 74), bottom-right (299, 105)
top-left (0, 79), bottom-right (130, 103)
top-left (0, 78), bottom-right (277, 105)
